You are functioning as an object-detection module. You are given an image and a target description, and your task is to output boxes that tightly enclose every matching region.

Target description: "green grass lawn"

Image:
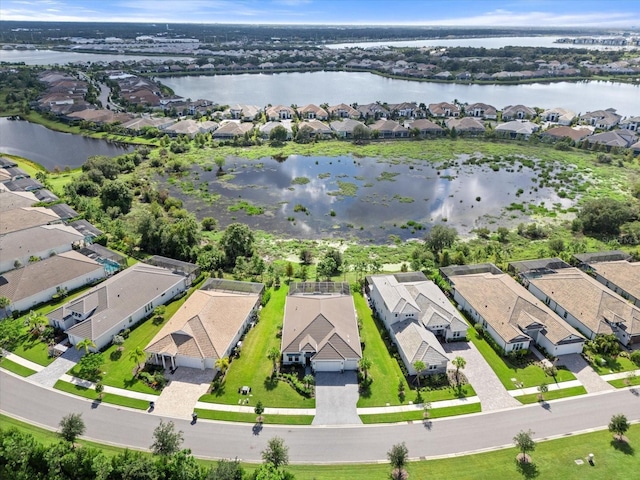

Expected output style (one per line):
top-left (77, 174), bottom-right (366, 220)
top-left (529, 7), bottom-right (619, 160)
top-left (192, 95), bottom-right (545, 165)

top-left (354, 292), bottom-right (411, 407)
top-left (54, 380), bottom-right (149, 410)
top-left (609, 375), bottom-right (640, 388)
top-left (1, 411), bottom-right (638, 479)
top-left (587, 353), bottom-right (639, 375)
top-left (359, 403), bottom-right (481, 424)
top-left (194, 409), bottom-right (314, 425)
top-left (468, 330), bottom-right (575, 389)
top-left (515, 386), bottom-right (588, 404)
top-left (0, 357), bottom-right (36, 377)
top-left (199, 286), bottom-right (315, 408)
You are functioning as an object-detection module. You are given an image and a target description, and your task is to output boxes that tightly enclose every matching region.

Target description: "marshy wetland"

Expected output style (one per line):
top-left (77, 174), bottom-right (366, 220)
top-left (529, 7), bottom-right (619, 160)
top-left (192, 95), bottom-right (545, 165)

top-left (155, 139), bottom-right (629, 243)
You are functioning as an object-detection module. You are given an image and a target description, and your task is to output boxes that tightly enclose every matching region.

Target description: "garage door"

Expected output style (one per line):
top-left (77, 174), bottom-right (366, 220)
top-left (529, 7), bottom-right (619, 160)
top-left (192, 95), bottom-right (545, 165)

top-left (313, 360), bottom-right (343, 372)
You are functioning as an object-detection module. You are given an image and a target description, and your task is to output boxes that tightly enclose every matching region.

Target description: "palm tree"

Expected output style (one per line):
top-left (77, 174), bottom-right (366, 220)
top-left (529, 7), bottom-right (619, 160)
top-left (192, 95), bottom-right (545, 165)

top-left (452, 356), bottom-right (466, 384)
top-left (413, 360), bottom-right (426, 389)
top-left (538, 382), bottom-right (549, 402)
top-left (359, 357), bottom-right (372, 382)
top-left (25, 310), bottom-right (48, 337)
top-left (129, 347), bottom-right (146, 373)
top-left (76, 338), bottom-right (96, 354)
top-left (0, 296), bottom-right (10, 317)
top-left (215, 356), bottom-right (230, 377)
top-left (267, 347), bottom-right (280, 375)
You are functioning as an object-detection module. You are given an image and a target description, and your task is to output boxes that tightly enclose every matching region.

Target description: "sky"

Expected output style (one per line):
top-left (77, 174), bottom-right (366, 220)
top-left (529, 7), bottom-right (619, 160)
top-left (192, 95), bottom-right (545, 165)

top-left (1, 0), bottom-right (639, 27)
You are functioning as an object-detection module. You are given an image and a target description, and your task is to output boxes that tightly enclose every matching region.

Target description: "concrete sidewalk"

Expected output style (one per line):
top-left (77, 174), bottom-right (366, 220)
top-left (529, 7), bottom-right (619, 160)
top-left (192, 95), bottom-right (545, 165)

top-left (3, 351), bottom-right (45, 373)
top-left (508, 380), bottom-right (583, 397)
top-left (601, 368), bottom-right (640, 382)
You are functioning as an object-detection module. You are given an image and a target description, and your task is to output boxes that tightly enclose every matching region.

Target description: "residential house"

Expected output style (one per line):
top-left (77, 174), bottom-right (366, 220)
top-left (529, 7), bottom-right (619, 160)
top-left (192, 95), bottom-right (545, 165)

top-left (281, 282), bottom-right (361, 372)
top-left (356, 103), bottom-right (389, 120)
top-left (502, 105), bottom-right (537, 121)
top-left (48, 263), bottom-right (188, 351)
top-left (0, 190), bottom-right (37, 212)
top-left (620, 116), bottom-right (640, 131)
top-left (446, 117), bottom-right (486, 134)
top-left (522, 266), bottom-right (640, 346)
top-left (389, 102), bottom-right (418, 117)
top-left (297, 119), bottom-right (333, 138)
top-left (587, 130), bottom-right (638, 149)
top-left (328, 103), bottom-right (360, 119)
top-left (0, 250), bottom-right (105, 316)
top-left (265, 105), bottom-right (295, 121)
top-left (495, 121), bottom-right (539, 139)
top-left (67, 109), bottom-right (132, 125)
top-left (146, 279), bottom-right (264, 371)
top-left (212, 121), bottom-right (254, 140)
top-left (68, 219), bottom-right (103, 243)
top-left (428, 102), bottom-right (460, 118)
top-left (260, 121), bottom-right (293, 140)
top-left (226, 104), bottom-right (261, 121)
top-left (541, 107), bottom-right (576, 125)
top-left (442, 264), bottom-right (585, 356)
top-left (579, 109), bottom-right (622, 130)
top-left (163, 119), bottom-right (218, 137)
top-left (0, 207), bottom-right (61, 236)
top-left (120, 116), bottom-right (176, 133)
top-left (370, 119), bottom-right (409, 138)
top-left (330, 119), bottom-right (368, 138)
top-left (574, 251), bottom-right (640, 307)
top-left (466, 103), bottom-right (498, 120)
top-left (404, 119), bottom-right (444, 137)
top-left (48, 204), bottom-right (79, 221)
top-left (298, 104), bottom-right (329, 120)
top-left (0, 224), bottom-right (84, 274)
top-left (366, 272), bottom-right (468, 375)
top-left (542, 126), bottom-right (592, 142)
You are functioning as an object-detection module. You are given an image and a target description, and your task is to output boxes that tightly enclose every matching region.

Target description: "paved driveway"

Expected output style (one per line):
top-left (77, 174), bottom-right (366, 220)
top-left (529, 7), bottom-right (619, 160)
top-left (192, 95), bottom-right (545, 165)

top-left (313, 371), bottom-right (361, 425)
top-left (30, 347), bottom-right (83, 388)
top-left (443, 341), bottom-right (520, 411)
top-left (154, 367), bottom-right (214, 418)
top-left (556, 353), bottom-right (614, 393)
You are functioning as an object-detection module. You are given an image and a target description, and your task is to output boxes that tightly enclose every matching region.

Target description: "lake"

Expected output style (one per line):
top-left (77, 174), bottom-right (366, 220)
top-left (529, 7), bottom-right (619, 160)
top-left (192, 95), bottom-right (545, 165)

top-left (0, 49), bottom-right (192, 66)
top-left (160, 72), bottom-right (640, 117)
top-left (167, 153), bottom-right (577, 242)
top-left (0, 118), bottom-right (133, 170)
top-left (324, 36), bottom-right (636, 50)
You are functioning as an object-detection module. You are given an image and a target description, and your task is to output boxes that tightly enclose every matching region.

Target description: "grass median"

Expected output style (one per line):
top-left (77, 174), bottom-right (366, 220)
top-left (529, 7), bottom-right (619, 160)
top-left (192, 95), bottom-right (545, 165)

top-left (54, 380), bottom-right (149, 410)
top-left (0, 357), bottom-right (36, 377)
top-left (515, 386), bottom-right (587, 404)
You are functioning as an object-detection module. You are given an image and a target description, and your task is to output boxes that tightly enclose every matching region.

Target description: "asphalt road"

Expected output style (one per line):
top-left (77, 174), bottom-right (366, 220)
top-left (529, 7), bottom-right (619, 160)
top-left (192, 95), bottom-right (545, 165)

top-left (1, 371), bottom-right (640, 463)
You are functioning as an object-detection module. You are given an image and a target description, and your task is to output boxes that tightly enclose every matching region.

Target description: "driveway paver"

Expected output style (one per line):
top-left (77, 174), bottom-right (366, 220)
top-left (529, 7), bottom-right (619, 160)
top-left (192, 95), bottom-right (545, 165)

top-left (443, 341), bottom-right (520, 411)
top-left (154, 367), bottom-right (213, 418)
top-left (29, 347), bottom-right (83, 388)
top-left (556, 353), bottom-right (614, 393)
top-left (313, 371), bottom-right (361, 425)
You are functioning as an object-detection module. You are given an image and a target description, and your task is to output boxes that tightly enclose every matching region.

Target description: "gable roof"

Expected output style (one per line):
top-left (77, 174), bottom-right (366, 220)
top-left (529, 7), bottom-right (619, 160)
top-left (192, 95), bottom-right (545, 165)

top-left (0, 190), bottom-right (37, 212)
top-left (449, 270), bottom-right (583, 345)
top-left (145, 286), bottom-right (261, 361)
top-left (543, 126), bottom-right (592, 141)
top-left (330, 118), bottom-right (367, 133)
top-left (52, 263), bottom-right (185, 342)
top-left (495, 121), bottom-right (539, 135)
top-left (391, 319), bottom-right (448, 366)
top-left (590, 260), bottom-right (640, 303)
top-left (282, 285), bottom-right (361, 361)
top-left (526, 267), bottom-right (640, 337)
top-left (404, 119), bottom-right (444, 132)
top-left (0, 251), bottom-right (103, 304)
top-left (0, 207), bottom-right (60, 235)
top-left (0, 224), bottom-right (84, 265)
top-left (446, 117), bottom-right (485, 132)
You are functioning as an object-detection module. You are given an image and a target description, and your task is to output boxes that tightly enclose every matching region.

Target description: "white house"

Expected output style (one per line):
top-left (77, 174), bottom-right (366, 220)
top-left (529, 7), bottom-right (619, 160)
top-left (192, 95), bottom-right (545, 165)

top-left (0, 251), bottom-right (105, 316)
top-left (145, 279), bottom-right (263, 371)
top-left (442, 264), bottom-right (585, 356)
top-left (48, 263), bottom-right (188, 351)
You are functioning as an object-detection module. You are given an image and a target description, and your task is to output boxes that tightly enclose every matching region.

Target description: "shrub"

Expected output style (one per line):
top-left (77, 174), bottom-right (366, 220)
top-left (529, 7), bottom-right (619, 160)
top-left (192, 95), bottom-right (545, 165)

top-left (631, 350), bottom-right (640, 366)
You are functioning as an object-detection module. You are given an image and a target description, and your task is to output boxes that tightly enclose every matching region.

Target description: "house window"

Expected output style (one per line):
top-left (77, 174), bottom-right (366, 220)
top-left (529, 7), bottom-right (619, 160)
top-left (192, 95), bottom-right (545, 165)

top-left (563, 311), bottom-right (568, 319)
top-left (513, 343), bottom-right (523, 351)
top-left (428, 364), bottom-right (437, 370)
top-left (453, 331), bottom-right (461, 338)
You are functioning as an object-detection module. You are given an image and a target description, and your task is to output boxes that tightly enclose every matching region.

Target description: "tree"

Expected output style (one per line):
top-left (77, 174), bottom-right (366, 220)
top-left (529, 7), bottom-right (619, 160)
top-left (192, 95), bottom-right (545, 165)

top-left (261, 436), bottom-right (289, 469)
top-left (424, 225), bottom-right (458, 255)
top-left (413, 360), bottom-right (426, 388)
top-left (299, 249), bottom-right (313, 265)
top-left (0, 318), bottom-right (22, 350)
top-left (537, 382), bottom-right (548, 402)
top-left (210, 458), bottom-right (245, 480)
top-left (255, 400), bottom-right (265, 423)
top-left (76, 353), bottom-right (104, 382)
top-left (25, 310), bottom-right (47, 337)
top-left (577, 198), bottom-right (637, 235)
top-left (359, 356), bottom-right (372, 382)
top-left (316, 256), bottom-right (337, 280)
top-left (215, 356), bottom-right (230, 376)
top-left (100, 179), bottom-right (133, 215)
top-left (513, 430), bottom-right (536, 463)
top-left (609, 414), bottom-right (630, 441)
top-left (151, 420), bottom-right (183, 456)
top-left (59, 413), bottom-right (85, 445)
top-left (0, 296), bottom-right (10, 317)
top-left (452, 356), bottom-right (466, 384)
top-left (352, 124), bottom-right (371, 144)
top-left (269, 125), bottom-right (289, 146)
top-left (221, 223), bottom-right (255, 267)
top-left (303, 374), bottom-right (315, 389)
top-left (95, 382), bottom-right (104, 399)
top-left (267, 347), bottom-right (280, 375)
top-left (387, 442), bottom-right (409, 480)
top-left (129, 346), bottom-right (146, 373)
top-left (76, 338), bottom-right (96, 354)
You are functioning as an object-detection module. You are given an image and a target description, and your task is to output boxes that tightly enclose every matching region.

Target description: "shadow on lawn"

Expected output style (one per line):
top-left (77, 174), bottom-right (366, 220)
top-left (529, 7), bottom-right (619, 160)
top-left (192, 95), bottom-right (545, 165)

top-left (515, 459), bottom-right (539, 479)
top-left (264, 375), bottom-right (279, 391)
top-left (610, 438), bottom-right (634, 456)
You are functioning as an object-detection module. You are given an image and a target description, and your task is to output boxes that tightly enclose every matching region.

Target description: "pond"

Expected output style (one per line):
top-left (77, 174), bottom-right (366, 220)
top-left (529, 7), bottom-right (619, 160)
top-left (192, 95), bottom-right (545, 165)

top-left (166, 153), bottom-right (578, 242)
top-left (0, 118), bottom-right (133, 170)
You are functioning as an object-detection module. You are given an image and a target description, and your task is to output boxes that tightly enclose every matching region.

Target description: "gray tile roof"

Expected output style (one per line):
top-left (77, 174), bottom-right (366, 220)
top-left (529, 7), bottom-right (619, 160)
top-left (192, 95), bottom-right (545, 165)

top-left (0, 207), bottom-right (60, 235)
top-left (392, 319), bottom-right (448, 366)
top-left (281, 287), bottom-right (361, 361)
top-left (0, 190), bottom-right (37, 212)
top-left (56, 263), bottom-right (185, 343)
top-left (0, 224), bottom-right (84, 266)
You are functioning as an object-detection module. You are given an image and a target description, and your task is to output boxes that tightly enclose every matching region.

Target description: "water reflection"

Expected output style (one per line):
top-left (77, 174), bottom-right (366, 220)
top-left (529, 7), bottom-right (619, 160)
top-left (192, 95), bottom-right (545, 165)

top-left (167, 154), bottom-right (572, 242)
